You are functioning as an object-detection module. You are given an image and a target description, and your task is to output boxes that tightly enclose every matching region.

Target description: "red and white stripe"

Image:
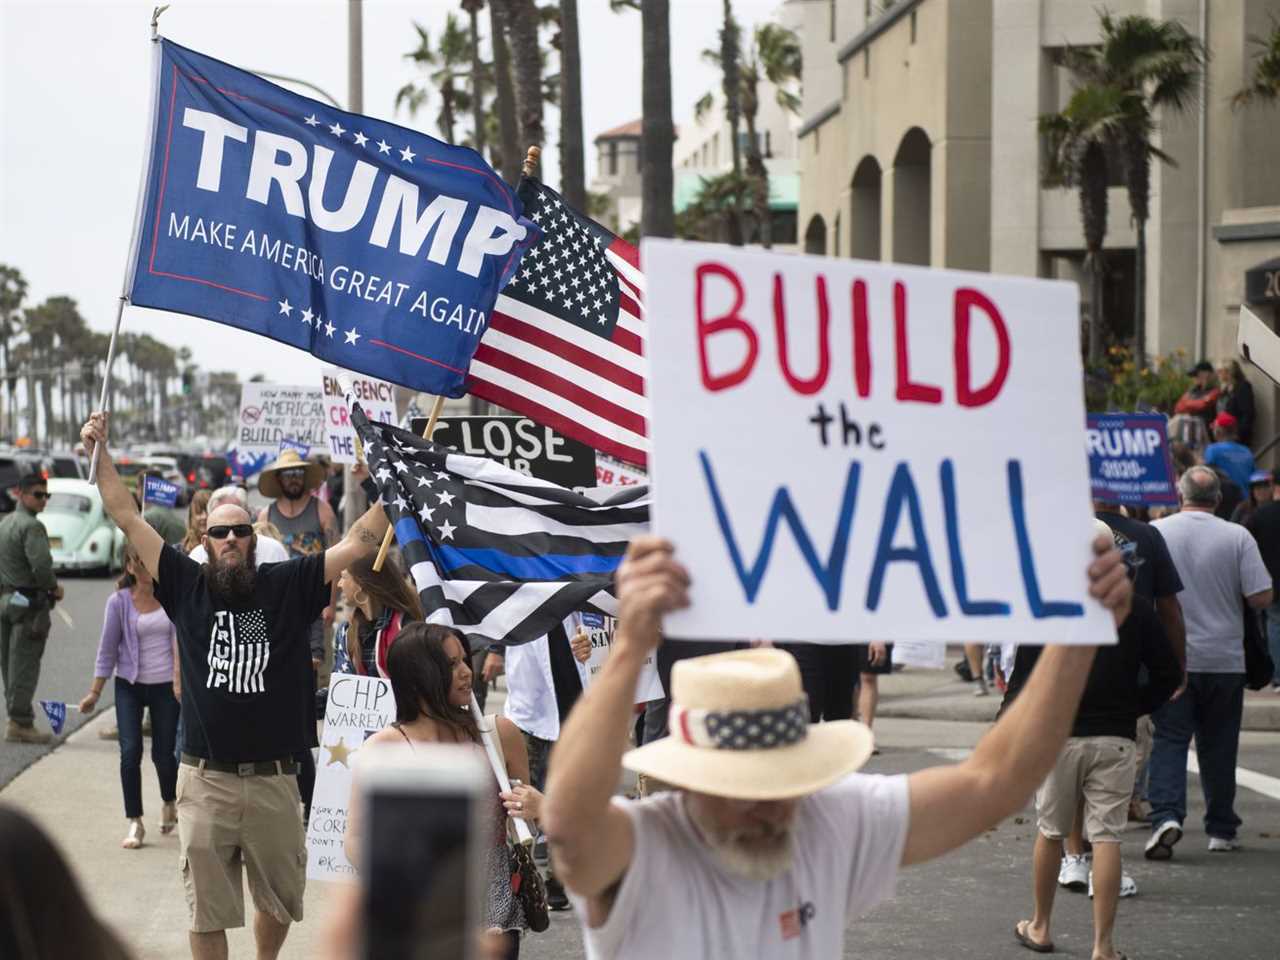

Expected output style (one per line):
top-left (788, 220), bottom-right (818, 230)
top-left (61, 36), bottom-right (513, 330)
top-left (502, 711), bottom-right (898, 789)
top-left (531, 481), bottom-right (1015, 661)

top-left (468, 240), bottom-right (649, 467)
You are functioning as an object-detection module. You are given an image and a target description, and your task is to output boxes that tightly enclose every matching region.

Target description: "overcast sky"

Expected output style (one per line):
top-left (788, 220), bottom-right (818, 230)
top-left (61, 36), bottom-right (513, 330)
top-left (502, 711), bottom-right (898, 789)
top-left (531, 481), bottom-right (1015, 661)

top-left (0, 0), bottom-right (783, 388)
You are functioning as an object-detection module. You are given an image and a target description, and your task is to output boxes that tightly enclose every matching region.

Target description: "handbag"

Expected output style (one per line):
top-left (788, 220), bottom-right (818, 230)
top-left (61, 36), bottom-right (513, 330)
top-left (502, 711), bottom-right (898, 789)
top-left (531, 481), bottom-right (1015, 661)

top-left (478, 712), bottom-right (550, 933)
top-left (1243, 603), bottom-right (1275, 691)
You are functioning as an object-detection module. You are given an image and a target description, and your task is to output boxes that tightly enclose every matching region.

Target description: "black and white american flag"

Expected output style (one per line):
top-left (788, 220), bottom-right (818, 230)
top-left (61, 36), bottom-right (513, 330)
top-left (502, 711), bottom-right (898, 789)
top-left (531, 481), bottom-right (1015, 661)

top-left (352, 403), bottom-right (650, 648)
top-left (467, 179), bottom-right (648, 467)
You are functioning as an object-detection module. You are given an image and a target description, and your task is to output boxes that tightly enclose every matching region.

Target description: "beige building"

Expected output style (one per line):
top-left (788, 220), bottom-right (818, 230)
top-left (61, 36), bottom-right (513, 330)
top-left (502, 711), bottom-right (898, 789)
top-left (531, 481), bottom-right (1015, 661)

top-left (589, 118), bottom-right (644, 234)
top-left (795, 0), bottom-right (1280, 455)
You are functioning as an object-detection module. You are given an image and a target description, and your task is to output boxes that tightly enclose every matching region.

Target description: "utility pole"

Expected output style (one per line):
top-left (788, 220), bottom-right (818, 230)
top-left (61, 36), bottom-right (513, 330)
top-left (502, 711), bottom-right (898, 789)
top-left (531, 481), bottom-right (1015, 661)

top-left (343, 0), bottom-right (367, 533)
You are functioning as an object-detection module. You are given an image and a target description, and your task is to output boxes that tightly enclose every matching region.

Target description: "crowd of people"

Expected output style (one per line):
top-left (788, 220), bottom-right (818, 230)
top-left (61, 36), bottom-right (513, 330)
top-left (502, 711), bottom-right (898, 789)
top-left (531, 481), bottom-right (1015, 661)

top-left (0, 369), bottom-right (1273, 959)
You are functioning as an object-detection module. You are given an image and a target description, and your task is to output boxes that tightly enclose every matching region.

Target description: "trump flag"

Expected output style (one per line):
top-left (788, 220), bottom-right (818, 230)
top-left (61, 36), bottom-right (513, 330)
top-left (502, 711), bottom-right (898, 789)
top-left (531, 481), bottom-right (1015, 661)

top-left (126, 40), bottom-right (539, 398)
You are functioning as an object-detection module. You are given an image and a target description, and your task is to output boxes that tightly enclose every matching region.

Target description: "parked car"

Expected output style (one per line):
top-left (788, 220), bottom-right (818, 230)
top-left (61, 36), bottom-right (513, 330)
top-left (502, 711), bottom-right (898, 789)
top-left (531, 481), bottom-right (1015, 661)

top-left (187, 454), bottom-right (231, 494)
top-left (48, 450), bottom-right (87, 480)
top-left (0, 452), bottom-right (52, 514)
top-left (38, 479), bottom-right (126, 575)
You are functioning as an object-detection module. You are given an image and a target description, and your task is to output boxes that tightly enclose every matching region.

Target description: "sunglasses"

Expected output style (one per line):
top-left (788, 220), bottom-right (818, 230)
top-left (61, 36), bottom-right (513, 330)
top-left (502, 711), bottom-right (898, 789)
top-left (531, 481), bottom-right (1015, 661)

top-left (279, 468), bottom-right (307, 480)
top-left (28, 491), bottom-right (49, 500)
top-left (207, 524), bottom-right (254, 540)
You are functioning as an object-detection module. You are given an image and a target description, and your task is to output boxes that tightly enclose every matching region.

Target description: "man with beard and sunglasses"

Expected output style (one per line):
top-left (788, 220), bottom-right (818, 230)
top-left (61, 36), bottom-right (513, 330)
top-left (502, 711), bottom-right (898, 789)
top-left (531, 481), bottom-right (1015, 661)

top-left (81, 412), bottom-right (391, 960)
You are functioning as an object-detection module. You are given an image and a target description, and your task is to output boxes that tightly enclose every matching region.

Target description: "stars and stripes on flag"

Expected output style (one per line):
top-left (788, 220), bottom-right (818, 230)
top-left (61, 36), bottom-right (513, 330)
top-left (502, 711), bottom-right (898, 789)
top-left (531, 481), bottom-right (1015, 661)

top-left (468, 179), bottom-right (649, 467)
top-left (352, 402), bottom-right (650, 647)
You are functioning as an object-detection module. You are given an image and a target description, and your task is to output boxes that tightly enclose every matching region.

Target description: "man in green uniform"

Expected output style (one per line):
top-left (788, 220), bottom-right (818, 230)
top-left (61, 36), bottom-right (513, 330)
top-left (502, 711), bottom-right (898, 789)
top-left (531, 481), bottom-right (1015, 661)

top-left (0, 473), bottom-right (63, 743)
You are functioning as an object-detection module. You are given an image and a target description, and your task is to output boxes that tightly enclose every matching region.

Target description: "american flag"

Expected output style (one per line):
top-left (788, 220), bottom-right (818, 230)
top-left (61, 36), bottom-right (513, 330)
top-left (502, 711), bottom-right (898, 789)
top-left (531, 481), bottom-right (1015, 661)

top-left (353, 403), bottom-right (650, 647)
top-left (468, 179), bottom-right (648, 467)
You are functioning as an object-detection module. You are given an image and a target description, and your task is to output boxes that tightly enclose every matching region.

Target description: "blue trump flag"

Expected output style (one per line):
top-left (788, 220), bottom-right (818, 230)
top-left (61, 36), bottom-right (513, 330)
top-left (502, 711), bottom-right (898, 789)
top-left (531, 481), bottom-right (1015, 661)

top-left (38, 700), bottom-right (67, 736)
top-left (126, 40), bottom-right (539, 398)
top-left (143, 474), bottom-right (181, 507)
top-left (1086, 413), bottom-right (1178, 507)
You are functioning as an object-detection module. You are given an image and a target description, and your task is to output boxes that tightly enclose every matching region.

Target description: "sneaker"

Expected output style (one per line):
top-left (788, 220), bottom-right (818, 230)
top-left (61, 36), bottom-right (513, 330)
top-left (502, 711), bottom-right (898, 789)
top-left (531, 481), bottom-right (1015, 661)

top-left (972, 684), bottom-right (990, 697)
top-left (4, 721), bottom-right (51, 744)
top-left (1088, 870), bottom-right (1138, 898)
top-left (1207, 836), bottom-right (1239, 852)
top-left (1058, 854), bottom-right (1089, 891)
top-left (1144, 819), bottom-right (1183, 860)
top-left (544, 875), bottom-right (570, 911)
top-left (954, 660), bottom-right (974, 682)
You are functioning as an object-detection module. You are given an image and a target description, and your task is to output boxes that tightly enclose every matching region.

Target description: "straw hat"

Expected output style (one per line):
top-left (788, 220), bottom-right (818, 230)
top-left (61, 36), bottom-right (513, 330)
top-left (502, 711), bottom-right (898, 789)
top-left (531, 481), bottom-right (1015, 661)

top-left (622, 648), bottom-right (873, 801)
top-left (257, 449), bottom-right (325, 499)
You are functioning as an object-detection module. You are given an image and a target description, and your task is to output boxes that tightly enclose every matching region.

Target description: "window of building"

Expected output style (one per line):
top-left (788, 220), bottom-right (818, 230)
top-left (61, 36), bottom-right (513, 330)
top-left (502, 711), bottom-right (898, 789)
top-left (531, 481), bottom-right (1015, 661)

top-left (774, 210), bottom-right (798, 245)
top-left (834, 211), bottom-right (842, 257)
top-left (765, 130), bottom-right (772, 158)
top-left (910, 10), bottom-right (917, 43)
top-left (608, 141), bottom-right (618, 176)
top-left (713, 132), bottom-right (720, 165)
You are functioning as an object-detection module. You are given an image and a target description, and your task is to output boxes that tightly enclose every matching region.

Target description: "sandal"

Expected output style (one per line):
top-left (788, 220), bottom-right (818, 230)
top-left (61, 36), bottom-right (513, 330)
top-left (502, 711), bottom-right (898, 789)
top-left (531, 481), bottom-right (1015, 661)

top-left (1014, 920), bottom-right (1054, 954)
top-left (160, 801), bottom-right (177, 835)
top-left (122, 819), bottom-right (145, 850)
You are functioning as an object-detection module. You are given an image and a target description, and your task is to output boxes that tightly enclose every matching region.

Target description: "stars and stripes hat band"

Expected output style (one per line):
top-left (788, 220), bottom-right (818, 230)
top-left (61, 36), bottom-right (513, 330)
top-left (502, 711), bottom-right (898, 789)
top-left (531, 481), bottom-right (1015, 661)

top-left (669, 699), bottom-right (810, 751)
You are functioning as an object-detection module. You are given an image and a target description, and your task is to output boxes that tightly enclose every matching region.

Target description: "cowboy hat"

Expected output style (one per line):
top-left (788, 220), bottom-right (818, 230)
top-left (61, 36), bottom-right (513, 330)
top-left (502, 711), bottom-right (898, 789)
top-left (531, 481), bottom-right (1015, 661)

top-left (622, 648), bottom-right (873, 801)
top-left (257, 449), bottom-right (326, 499)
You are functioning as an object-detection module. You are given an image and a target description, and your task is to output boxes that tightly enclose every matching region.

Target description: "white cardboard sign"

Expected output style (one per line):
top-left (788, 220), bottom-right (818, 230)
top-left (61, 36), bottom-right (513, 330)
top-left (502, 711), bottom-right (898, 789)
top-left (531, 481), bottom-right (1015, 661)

top-left (305, 673), bottom-right (397, 882)
top-left (322, 366), bottom-right (398, 464)
top-left (237, 382), bottom-right (326, 460)
top-left (570, 611), bottom-right (664, 703)
top-left (642, 240), bottom-right (1113, 646)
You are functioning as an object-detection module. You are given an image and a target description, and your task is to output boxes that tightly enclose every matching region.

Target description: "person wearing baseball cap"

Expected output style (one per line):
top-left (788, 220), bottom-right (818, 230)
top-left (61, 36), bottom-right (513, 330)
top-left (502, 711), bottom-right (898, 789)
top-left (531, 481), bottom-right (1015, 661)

top-left (1204, 411), bottom-right (1256, 496)
top-left (542, 532), bottom-right (1132, 960)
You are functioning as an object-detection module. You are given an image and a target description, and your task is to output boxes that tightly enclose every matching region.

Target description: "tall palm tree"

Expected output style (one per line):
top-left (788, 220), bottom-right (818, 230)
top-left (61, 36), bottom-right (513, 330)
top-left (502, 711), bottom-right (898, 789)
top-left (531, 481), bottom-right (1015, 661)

top-left (740, 22), bottom-right (801, 248)
top-left (397, 16), bottom-right (473, 143)
top-left (1040, 85), bottom-right (1128, 364)
top-left (1060, 12), bottom-right (1204, 368)
top-left (558, 0), bottom-right (586, 208)
top-left (460, 1), bottom-right (489, 155)
top-left (504, 0), bottom-right (545, 151)
top-left (489, 0), bottom-right (521, 182)
top-left (0, 265), bottom-right (27, 438)
top-left (1233, 18), bottom-right (1280, 107)
top-left (719, 0), bottom-right (745, 244)
top-left (640, 0), bottom-right (675, 238)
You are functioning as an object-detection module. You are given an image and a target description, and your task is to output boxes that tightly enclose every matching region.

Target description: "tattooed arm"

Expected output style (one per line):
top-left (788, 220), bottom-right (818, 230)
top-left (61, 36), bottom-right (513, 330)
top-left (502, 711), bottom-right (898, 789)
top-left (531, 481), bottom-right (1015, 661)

top-left (319, 499), bottom-right (341, 622)
top-left (323, 502), bottom-right (390, 584)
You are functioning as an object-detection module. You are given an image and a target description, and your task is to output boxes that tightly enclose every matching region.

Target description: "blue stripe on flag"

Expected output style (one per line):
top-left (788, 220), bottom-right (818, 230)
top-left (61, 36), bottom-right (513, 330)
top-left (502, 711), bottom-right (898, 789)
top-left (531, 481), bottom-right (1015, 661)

top-left (395, 518), bottom-right (427, 546)
top-left (435, 544), bottom-right (620, 579)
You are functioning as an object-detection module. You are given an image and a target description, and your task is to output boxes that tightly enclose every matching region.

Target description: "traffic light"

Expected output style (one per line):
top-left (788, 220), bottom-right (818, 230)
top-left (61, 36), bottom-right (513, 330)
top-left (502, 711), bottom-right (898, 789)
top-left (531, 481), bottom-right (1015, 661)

top-left (181, 369), bottom-right (193, 395)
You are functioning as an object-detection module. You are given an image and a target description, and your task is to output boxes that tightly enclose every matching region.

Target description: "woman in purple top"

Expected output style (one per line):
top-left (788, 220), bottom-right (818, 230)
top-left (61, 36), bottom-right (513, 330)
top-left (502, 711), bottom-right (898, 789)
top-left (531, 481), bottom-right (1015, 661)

top-left (78, 544), bottom-right (180, 849)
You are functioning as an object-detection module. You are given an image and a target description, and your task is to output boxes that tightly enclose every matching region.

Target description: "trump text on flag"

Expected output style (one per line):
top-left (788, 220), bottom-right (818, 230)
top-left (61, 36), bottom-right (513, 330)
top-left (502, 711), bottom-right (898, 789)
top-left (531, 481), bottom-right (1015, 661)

top-left (643, 240), bottom-right (1114, 645)
top-left (1085, 413), bottom-right (1177, 507)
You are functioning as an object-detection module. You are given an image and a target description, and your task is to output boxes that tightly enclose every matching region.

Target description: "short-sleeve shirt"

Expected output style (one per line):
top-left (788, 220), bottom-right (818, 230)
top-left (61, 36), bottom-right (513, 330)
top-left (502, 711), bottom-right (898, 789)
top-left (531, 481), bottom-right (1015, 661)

top-left (155, 544), bottom-right (329, 760)
top-left (1097, 511), bottom-right (1183, 605)
top-left (570, 774), bottom-right (910, 960)
top-left (1204, 441), bottom-right (1256, 495)
top-left (1151, 511), bottom-right (1271, 673)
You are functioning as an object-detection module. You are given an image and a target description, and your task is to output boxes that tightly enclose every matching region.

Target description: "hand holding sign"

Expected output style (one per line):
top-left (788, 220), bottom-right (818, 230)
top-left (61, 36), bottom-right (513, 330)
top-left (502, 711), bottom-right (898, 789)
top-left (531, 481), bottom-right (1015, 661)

top-left (570, 628), bottom-right (592, 663)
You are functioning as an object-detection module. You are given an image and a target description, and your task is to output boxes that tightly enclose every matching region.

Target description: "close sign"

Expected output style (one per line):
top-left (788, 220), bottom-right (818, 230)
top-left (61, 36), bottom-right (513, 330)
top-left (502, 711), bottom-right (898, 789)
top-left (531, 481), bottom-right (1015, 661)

top-left (411, 415), bottom-right (596, 487)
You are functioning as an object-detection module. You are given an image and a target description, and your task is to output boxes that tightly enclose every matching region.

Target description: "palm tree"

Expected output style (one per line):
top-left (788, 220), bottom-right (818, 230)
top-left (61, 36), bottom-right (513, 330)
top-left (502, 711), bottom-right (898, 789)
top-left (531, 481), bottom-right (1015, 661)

top-left (641, 0), bottom-right (675, 238)
top-left (739, 22), bottom-right (801, 248)
top-left (558, 0), bottom-right (586, 208)
top-left (1059, 12), bottom-right (1204, 368)
top-left (397, 16), bottom-right (473, 144)
top-left (489, 0), bottom-right (522, 181)
top-left (1233, 18), bottom-right (1280, 107)
top-left (460, 1), bottom-right (489, 155)
top-left (503, 0), bottom-right (545, 151)
top-left (0, 265), bottom-right (27, 438)
top-left (719, 0), bottom-right (745, 244)
top-left (1040, 85), bottom-right (1127, 364)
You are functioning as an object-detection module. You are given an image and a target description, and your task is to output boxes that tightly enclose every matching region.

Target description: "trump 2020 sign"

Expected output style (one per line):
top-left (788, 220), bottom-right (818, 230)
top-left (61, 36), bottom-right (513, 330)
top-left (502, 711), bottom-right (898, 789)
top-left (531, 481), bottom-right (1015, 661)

top-left (643, 240), bottom-right (1114, 646)
top-left (126, 40), bottom-right (537, 398)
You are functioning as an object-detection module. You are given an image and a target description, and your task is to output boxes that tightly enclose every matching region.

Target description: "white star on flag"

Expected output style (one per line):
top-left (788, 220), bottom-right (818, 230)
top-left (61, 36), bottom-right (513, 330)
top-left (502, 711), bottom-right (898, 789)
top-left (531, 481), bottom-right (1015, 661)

top-left (301, 307), bottom-right (314, 325)
top-left (393, 496), bottom-right (408, 511)
top-left (329, 121), bottom-right (346, 137)
top-left (400, 145), bottom-right (416, 163)
top-left (324, 321), bottom-right (335, 338)
top-left (376, 139), bottom-right (392, 155)
top-left (435, 471), bottom-right (449, 481)
top-left (417, 475), bottom-right (433, 488)
top-left (419, 505), bottom-right (434, 522)
top-left (303, 114), bottom-right (319, 126)
top-left (345, 328), bottom-right (361, 345)
top-left (376, 467), bottom-right (392, 482)
top-left (437, 520), bottom-right (457, 541)
top-left (353, 131), bottom-right (368, 147)
top-left (436, 490), bottom-right (455, 506)
top-left (277, 299), bottom-right (293, 317)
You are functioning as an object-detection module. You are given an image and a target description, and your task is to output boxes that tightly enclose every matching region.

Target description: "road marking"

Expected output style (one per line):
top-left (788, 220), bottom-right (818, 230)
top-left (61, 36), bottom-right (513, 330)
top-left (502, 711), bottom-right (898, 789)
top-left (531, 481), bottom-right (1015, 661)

top-left (1187, 754), bottom-right (1280, 801)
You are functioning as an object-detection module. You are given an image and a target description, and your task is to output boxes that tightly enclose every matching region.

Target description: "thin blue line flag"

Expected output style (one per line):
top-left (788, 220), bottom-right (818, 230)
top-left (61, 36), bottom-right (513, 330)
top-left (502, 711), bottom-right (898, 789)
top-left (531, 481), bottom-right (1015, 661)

top-left (143, 474), bottom-right (181, 508)
top-left (38, 700), bottom-right (67, 736)
top-left (126, 40), bottom-right (539, 398)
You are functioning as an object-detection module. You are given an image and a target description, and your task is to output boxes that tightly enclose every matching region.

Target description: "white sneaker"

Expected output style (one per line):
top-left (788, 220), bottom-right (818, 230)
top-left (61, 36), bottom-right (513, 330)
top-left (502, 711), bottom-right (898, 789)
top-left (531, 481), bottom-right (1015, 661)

top-left (1088, 870), bottom-right (1138, 898)
top-left (1207, 836), bottom-right (1239, 852)
top-left (1144, 819), bottom-right (1182, 860)
top-left (1058, 854), bottom-right (1089, 891)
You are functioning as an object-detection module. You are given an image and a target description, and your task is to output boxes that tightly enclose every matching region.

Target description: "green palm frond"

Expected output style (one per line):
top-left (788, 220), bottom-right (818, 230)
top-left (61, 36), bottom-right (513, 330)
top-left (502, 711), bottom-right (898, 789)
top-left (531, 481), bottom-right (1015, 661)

top-left (1233, 19), bottom-right (1280, 108)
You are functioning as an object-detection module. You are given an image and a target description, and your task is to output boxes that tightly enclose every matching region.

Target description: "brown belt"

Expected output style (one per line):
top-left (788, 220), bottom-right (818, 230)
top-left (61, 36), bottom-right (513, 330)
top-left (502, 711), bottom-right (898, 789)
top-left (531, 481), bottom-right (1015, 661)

top-left (181, 754), bottom-right (299, 776)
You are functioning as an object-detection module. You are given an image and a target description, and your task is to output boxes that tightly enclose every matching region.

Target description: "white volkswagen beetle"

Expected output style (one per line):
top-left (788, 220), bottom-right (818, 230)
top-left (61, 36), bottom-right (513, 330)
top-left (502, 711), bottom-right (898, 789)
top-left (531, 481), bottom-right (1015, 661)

top-left (37, 479), bottom-right (127, 574)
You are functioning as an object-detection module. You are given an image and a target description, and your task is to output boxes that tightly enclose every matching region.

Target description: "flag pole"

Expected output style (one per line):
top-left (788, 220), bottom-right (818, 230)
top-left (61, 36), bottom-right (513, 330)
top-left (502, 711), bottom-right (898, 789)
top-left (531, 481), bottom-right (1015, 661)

top-left (368, 144), bottom-right (539, 569)
top-left (371, 394), bottom-right (445, 572)
top-left (89, 7), bottom-right (168, 485)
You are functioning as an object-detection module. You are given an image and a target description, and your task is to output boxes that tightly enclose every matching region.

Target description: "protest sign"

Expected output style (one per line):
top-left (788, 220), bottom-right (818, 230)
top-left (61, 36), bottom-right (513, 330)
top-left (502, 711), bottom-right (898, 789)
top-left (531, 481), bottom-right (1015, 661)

top-left (237, 382), bottom-right (326, 460)
top-left (323, 367), bottom-right (396, 464)
top-left (38, 700), bottom-right (67, 736)
top-left (279, 438), bottom-right (311, 459)
top-left (1086, 413), bottom-right (1177, 506)
top-left (411, 415), bottom-right (596, 487)
top-left (891, 640), bottom-right (947, 670)
top-left (596, 453), bottom-right (647, 487)
top-left (306, 673), bottom-right (397, 882)
top-left (142, 474), bottom-right (180, 507)
top-left (642, 240), bottom-right (1114, 645)
top-left (570, 612), bottom-right (663, 703)
top-left (125, 40), bottom-right (538, 398)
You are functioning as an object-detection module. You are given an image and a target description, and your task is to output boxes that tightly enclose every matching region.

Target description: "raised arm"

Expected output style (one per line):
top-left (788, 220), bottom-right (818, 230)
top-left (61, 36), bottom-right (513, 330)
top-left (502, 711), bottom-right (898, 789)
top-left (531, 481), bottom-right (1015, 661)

top-left (81, 413), bottom-right (163, 579)
top-left (543, 537), bottom-right (689, 910)
top-left (900, 532), bottom-right (1131, 866)
top-left (322, 501), bottom-right (391, 584)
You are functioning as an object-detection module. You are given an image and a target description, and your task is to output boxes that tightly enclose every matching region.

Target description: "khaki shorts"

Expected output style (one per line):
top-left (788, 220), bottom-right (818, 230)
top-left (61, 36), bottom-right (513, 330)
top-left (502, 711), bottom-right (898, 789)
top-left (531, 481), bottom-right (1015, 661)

top-left (176, 764), bottom-right (307, 932)
top-left (1035, 736), bottom-right (1136, 843)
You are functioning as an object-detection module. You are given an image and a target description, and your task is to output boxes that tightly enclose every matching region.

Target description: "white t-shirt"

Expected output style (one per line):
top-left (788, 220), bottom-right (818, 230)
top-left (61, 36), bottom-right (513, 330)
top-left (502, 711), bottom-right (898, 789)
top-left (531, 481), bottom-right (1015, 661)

top-left (188, 535), bottom-right (290, 566)
top-left (572, 773), bottom-right (910, 960)
top-left (1151, 510), bottom-right (1271, 673)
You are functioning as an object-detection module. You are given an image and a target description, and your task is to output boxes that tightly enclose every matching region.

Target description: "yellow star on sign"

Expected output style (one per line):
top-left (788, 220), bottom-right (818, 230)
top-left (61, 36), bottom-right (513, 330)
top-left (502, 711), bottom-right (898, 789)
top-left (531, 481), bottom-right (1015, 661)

top-left (324, 736), bottom-right (354, 768)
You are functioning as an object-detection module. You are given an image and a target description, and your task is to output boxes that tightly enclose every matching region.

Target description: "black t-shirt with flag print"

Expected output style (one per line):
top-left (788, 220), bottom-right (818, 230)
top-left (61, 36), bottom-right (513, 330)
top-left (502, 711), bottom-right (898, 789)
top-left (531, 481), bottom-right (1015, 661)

top-left (156, 544), bottom-right (328, 762)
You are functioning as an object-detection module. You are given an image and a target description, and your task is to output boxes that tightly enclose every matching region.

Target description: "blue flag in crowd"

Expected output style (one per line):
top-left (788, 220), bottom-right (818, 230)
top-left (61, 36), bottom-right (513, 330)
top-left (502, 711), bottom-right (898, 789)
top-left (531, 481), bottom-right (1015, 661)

top-left (1086, 413), bottom-right (1178, 507)
top-left (278, 438), bottom-right (311, 459)
top-left (126, 40), bottom-right (539, 398)
top-left (38, 700), bottom-right (67, 736)
top-left (143, 474), bottom-right (181, 507)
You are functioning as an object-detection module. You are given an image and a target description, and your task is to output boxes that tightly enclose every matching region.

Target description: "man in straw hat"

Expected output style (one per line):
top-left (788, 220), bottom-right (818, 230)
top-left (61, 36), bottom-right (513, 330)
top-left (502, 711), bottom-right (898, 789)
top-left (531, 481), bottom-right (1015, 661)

top-left (81, 412), bottom-right (392, 960)
top-left (543, 532), bottom-right (1132, 959)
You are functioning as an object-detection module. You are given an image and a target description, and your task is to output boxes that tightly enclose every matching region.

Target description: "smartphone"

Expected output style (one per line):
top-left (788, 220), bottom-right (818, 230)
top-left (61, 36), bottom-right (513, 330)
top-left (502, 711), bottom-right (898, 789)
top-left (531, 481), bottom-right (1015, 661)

top-left (359, 744), bottom-right (489, 960)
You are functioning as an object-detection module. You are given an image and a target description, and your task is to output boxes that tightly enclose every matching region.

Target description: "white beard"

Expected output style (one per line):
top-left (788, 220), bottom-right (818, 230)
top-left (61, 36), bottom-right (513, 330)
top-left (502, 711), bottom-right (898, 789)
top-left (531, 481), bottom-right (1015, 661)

top-left (689, 807), bottom-right (796, 881)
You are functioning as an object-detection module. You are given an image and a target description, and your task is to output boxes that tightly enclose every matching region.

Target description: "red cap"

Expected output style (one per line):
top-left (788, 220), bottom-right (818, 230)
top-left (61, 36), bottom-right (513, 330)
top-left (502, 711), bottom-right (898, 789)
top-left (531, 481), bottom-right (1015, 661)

top-left (1214, 412), bottom-right (1238, 429)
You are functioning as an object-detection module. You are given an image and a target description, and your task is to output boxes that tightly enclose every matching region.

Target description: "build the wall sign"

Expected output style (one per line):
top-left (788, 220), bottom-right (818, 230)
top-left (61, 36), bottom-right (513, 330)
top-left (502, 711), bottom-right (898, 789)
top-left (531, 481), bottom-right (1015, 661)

top-left (410, 415), bottom-right (597, 487)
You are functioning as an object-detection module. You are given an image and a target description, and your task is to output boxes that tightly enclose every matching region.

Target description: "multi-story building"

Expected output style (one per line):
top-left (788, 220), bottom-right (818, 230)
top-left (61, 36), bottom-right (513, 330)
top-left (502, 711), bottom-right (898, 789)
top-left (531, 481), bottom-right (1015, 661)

top-left (589, 118), bottom-right (644, 234)
top-left (794, 0), bottom-right (1280, 454)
